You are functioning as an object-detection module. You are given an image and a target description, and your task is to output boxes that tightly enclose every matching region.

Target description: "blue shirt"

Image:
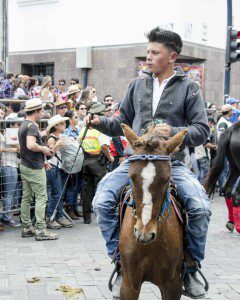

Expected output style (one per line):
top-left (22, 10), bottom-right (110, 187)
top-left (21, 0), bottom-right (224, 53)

top-left (0, 80), bottom-right (13, 98)
top-left (64, 126), bottom-right (80, 140)
top-left (230, 108), bottom-right (240, 123)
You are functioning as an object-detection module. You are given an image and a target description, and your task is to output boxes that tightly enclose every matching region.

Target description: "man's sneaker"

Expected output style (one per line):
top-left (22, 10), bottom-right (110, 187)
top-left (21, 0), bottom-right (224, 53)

top-left (183, 271), bottom-right (206, 299)
top-left (46, 219), bottom-right (61, 230)
top-left (35, 228), bottom-right (59, 241)
top-left (2, 219), bottom-right (21, 228)
top-left (22, 226), bottom-right (36, 238)
top-left (56, 217), bottom-right (73, 228)
top-left (226, 221), bottom-right (235, 232)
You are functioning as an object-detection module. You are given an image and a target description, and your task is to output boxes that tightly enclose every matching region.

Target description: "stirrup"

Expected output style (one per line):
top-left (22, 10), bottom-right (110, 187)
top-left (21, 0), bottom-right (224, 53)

top-left (181, 262), bottom-right (209, 295)
top-left (108, 261), bottom-right (121, 292)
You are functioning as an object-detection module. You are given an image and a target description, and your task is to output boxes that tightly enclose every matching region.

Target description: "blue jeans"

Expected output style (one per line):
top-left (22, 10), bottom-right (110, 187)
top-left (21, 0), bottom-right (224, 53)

top-left (46, 165), bottom-right (63, 220)
top-left (218, 158), bottom-right (229, 191)
top-left (197, 157), bottom-right (210, 186)
top-left (1, 166), bottom-right (18, 222)
top-left (93, 160), bottom-right (211, 263)
top-left (61, 171), bottom-right (79, 211)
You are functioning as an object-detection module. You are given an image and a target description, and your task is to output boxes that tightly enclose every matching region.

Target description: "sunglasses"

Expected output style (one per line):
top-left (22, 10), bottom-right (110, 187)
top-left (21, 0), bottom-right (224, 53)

top-left (80, 108), bottom-right (87, 110)
top-left (105, 99), bottom-right (113, 102)
top-left (70, 82), bottom-right (76, 85)
top-left (92, 90), bottom-right (97, 93)
top-left (58, 106), bottom-right (67, 110)
top-left (59, 83), bottom-right (65, 86)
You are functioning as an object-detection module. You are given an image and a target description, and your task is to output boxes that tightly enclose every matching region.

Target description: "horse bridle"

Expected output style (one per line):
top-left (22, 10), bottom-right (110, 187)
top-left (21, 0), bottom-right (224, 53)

top-left (125, 154), bottom-right (172, 223)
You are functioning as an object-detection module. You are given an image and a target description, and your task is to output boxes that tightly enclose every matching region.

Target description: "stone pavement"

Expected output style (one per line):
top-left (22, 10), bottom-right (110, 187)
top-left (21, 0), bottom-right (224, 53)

top-left (0, 196), bottom-right (240, 300)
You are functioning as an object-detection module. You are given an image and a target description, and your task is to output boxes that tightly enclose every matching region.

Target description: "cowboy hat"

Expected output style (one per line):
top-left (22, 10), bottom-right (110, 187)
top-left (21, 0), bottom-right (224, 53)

top-left (55, 96), bottom-right (71, 110)
top-left (25, 98), bottom-right (46, 112)
top-left (67, 85), bottom-right (81, 96)
top-left (46, 114), bottom-right (69, 132)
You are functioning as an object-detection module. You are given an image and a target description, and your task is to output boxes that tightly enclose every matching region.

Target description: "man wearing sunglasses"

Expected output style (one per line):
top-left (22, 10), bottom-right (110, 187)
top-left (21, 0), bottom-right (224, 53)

top-left (70, 78), bottom-right (79, 85)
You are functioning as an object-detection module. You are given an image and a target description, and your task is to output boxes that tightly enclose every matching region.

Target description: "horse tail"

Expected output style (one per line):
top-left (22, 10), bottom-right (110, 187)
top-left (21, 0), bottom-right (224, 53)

top-left (205, 126), bottom-right (233, 197)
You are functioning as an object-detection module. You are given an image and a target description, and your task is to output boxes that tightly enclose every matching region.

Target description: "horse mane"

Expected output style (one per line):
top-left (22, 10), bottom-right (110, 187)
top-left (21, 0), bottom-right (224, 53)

top-left (205, 124), bottom-right (236, 196)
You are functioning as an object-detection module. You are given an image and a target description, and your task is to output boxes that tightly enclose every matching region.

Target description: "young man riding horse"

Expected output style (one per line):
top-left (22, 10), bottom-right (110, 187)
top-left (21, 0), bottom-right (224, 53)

top-left (88, 27), bottom-right (211, 299)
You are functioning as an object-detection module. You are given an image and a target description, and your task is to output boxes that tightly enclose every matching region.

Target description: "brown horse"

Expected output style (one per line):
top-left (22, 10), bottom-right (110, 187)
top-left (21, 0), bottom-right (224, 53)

top-left (119, 124), bottom-right (187, 300)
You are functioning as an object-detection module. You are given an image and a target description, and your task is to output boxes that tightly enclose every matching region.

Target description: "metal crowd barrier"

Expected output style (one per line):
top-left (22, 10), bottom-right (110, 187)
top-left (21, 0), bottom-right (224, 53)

top-left (0, 99), bottom-right (57, 220)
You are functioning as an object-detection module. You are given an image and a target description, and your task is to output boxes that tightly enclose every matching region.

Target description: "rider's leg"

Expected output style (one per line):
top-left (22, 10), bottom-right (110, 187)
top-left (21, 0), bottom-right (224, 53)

top-left (171, 160), bottom-right (211, 297)
top-left (93, 161), bottom-right (130, 261)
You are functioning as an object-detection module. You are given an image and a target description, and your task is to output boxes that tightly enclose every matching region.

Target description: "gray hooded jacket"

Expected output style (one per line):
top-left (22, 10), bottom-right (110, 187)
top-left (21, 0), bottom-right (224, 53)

top-left (95, 67), bottom-right (209, 160)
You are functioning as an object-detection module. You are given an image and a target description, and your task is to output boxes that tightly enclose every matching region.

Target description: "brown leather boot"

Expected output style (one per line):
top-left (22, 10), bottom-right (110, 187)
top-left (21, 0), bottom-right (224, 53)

top-left (66, 206), bottom-right (80, 220)
top-left (73, 210), bottom-right (83, 218)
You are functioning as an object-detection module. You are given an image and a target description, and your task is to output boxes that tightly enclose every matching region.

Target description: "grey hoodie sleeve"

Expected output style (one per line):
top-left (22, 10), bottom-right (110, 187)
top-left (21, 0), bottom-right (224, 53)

top-left (171, 84), bottom-right (210, 147)
top-left (92, 82), bottom-right (135, 137)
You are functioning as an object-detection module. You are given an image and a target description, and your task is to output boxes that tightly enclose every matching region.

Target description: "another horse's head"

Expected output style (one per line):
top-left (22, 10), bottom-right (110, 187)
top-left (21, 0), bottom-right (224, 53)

top-left (122, 123), bottom-right (187, 245)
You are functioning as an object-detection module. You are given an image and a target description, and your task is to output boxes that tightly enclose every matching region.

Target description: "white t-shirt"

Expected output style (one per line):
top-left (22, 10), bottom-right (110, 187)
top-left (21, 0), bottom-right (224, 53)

top-left (216, 116), bottom-right (232, 140)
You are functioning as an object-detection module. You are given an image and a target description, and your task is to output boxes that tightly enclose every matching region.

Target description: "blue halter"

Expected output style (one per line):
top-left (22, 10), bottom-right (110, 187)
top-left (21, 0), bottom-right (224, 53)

top-left (125, 154), bottom-right (172, 223)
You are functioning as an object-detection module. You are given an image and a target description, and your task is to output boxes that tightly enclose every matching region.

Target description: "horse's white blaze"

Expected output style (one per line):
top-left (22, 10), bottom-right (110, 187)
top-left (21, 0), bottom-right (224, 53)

top-left (141, 163), bottom-right (156, 226)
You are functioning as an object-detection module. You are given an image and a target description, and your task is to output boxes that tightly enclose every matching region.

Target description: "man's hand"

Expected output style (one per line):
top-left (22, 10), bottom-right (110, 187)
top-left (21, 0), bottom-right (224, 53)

top-left (119, 157), bottom-right (125, 164)
top-left (109, 155), bottom-right (114, 163)
top-left (84, 114), bottom-right (101, 126)
top-left (44, 162), bottom-right (52, 171)
top-left (41, 146), bottom-right (53, 156)
top-left (154, 124), bottom-right (172, 138)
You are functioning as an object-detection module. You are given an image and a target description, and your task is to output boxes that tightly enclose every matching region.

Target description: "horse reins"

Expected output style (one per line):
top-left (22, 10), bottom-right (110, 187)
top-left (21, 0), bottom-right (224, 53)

top-left (125, 154), bottom-right (172, 224)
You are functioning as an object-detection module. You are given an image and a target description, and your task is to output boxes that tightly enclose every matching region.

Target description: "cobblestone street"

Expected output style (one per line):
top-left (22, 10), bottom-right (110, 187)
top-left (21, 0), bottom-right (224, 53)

top-left (0, 196), bottom-right (240, 300)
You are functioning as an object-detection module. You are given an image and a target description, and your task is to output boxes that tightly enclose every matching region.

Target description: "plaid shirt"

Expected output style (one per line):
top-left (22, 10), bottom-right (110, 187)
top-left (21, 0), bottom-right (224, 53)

top-left (64, 126), bottom-right (80, 140)
top-left (0, 80), bottom-right (13, 98)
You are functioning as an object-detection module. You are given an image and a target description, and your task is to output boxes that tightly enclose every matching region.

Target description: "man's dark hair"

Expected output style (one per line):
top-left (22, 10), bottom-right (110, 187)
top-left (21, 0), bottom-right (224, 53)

top-left (104, 95), bottom-right (112, 101)
top-left (71, 78), bottom-right (79, 84)
top-left (222, 110), bottom-right (231, 116)
top-left (26, 108), bottom-right (42, 116)
top-left (10, 102), bottom-right (21, 113)
top-left (59, 79), bottom-right (66, 84)
top-left (76, 101), bottom-right (86, 110)
top-left (7, 73), bottom-right (14, 80)
top-left (146, 27), bottom-right (183, 54)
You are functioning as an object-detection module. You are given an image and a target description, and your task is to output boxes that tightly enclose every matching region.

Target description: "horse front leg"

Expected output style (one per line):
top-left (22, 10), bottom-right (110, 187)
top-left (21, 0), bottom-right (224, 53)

top-left (120, 270), bottom-right (142, 300)
top-left (159, 280), bottom-right (182, 300)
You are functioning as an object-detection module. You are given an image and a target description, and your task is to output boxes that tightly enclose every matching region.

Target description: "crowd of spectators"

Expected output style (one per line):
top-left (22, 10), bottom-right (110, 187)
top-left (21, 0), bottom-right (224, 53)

top-left (0, 70), bottom-right (126, 236)
top-left (0, 66), bottom-right (239, 238)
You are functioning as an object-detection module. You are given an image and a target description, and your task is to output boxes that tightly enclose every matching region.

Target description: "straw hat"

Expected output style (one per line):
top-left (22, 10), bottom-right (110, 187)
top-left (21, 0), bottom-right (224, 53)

top-left (25, 98), bottom-right (46, 112)
top-left (46, 114), bottom-right (69, 132)
top-left (55, 96), bottom-right (71, 109)
top-left (67, 85), bottom-right (81, 96)
top-left (221, 104), bottom-right (233, 113)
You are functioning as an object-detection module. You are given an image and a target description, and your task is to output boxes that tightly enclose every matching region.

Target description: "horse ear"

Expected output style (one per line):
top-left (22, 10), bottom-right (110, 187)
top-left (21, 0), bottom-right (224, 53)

top-left (163, 129), bottom-right (188, 154)
top-left (121, 124), bottom-right (141, 147)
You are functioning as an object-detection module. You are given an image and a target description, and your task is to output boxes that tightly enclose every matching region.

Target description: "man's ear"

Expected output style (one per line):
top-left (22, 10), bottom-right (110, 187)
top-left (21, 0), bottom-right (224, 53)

top-left (163, 129), bottom-right (188, 154)
top-left (121, 124), bottom-right (143, 148)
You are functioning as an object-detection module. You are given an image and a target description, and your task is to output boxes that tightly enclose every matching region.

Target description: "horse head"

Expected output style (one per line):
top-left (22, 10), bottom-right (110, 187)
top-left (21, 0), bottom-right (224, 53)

top-left (121, 123), bottom-right (187, 245)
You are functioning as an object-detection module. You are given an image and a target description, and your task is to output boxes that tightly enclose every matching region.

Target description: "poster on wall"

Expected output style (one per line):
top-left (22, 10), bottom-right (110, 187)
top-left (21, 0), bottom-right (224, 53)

top-left (175, 63), bottom-right (204, 92)
top-left (137, 61), bottom-right (204, 93)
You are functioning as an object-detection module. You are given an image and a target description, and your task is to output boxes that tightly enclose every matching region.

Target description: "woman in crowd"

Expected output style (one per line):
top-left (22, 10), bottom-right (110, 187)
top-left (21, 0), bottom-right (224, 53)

top-left (80, 88), bottom-right (94, 108)
top-left (0, 118), bottom-right (22, 227)
top-left (40, 76), bottom-right (53, 102)
top-left (28, 77), bottom-right (41, 98)
top-left (12, 78), bottom-right (25, 99)
top-left (62, 110), bottom-right (82, 219)
top-left (46, 114), bottom-right (73, 229)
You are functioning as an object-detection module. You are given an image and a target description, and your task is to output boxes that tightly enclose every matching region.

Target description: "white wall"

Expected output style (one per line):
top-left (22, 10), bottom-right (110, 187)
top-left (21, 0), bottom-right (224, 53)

top-left (9, 0), bottom-right (237, 52)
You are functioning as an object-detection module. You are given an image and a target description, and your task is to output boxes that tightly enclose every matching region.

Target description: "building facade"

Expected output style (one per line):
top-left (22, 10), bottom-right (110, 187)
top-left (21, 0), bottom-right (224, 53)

top-left (8, 41), bottom-right (240, 107)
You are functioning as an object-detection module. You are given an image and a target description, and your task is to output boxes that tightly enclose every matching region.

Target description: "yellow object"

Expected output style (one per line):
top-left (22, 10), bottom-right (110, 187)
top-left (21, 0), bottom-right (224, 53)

top-left (79, 128), bottom-right (101, 155)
